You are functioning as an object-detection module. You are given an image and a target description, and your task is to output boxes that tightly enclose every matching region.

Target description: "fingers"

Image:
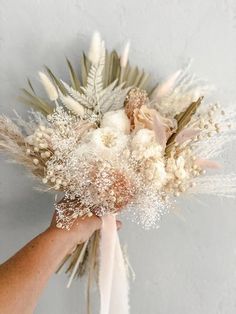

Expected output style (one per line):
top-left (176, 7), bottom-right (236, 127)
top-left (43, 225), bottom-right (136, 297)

top-left (92, 216), bottom-right (102, 230)
top-left (77, 215), bottom-right (102, 231)
top-left (88, 217), bottom-right (122, 231)
top-left (116, 220), bottom-right (122, 230)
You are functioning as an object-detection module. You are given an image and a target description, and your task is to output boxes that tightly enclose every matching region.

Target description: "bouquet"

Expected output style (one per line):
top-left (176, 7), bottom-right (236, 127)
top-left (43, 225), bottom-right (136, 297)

top-left (0, 32), bottom-right (236, 314)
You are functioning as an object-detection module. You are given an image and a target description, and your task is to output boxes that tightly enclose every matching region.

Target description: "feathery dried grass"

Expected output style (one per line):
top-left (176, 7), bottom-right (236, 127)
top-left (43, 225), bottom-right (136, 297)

top-left (0, 115), bottom-right (45, 177)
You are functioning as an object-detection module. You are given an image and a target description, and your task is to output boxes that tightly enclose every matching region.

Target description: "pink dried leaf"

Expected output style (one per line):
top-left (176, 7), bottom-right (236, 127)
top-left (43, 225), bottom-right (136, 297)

top-left (152, 112), bottom-right (167, 148)
top-left (195, 159), bottom-right (222, 169)
top-left (175, 128), bottom-right (200, 145)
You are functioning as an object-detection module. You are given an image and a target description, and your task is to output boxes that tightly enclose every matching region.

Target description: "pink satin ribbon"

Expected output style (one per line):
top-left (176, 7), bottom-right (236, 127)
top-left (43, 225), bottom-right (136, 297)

top-left (99, 215), bottom-right (129, 314)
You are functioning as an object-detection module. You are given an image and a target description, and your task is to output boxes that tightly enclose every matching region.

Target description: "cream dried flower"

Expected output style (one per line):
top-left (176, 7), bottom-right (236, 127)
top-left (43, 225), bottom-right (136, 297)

top-left (101, 109), bottom-right (130, 134)
top-left (131, 129), bottom-right (167, 187)
top-left (144, 159), bottom-right (167, 187)
top-left (131, 129), bottom-right (157, 151)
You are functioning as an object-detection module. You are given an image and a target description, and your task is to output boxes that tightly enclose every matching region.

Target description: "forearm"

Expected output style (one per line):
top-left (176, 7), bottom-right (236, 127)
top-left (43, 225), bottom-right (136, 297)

top-left (0, 228), bottom-right (73, 314)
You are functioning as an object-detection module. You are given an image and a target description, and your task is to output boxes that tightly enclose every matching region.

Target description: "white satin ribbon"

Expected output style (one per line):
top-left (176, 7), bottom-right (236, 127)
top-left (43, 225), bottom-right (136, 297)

top-left (99, 215), bottom-right (129, 314)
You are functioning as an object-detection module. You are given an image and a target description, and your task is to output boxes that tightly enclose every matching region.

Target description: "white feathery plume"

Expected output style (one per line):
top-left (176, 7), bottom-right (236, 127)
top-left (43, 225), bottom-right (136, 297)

top-left (152, 61), bottom-right (213, 117)
top-left (190, 174), bottom-right (236, 198)
top-left (120, 42), bottom-right (130, 68)
top-left (193, 104), bottom-right (236, 159)
top-left (193, 133), bottom-right (236, 159)
top-left (59, 93), bottom-right (85, 117)
top-left (38, 72), bottom-right (58, 101)
top-left (88, 31), bottom-right (102, 65)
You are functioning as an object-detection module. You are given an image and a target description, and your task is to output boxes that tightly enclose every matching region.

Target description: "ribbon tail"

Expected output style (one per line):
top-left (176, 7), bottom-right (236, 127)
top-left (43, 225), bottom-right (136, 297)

top-left (99, 215), bottom-right (130, 314)
top-left (109, 231), bottom-right (130, 314)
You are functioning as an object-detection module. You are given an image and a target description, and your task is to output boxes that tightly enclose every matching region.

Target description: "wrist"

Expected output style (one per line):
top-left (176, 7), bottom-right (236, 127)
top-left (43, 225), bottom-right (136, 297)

top-left (43, 226), bottom-right (77, 255)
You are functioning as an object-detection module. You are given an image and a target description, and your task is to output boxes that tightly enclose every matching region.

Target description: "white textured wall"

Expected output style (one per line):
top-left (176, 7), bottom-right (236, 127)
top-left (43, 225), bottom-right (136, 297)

top-left (1, 0), bottom-right (236, 313)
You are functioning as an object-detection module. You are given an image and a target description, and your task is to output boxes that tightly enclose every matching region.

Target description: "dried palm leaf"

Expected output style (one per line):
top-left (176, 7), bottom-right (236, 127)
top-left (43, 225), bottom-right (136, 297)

top-left (66, 58), bottom-right (82, 92)
top-left (27, 78), bottom-right (36, 94)
top-left (19, 89), bottom-right (53, 115)
top-left (165, 96), bottom-right (203, 156)
top-left (45, 66), bottom-right (67, 95)
top-left (81, 53), bottom-right (92, 86)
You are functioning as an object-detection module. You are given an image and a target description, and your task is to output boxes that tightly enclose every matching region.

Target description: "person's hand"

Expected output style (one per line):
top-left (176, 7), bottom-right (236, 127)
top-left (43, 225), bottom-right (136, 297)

top-left (49, 211), bottom-right (122, 254)
top-left (49, 213), bottom-right (101, 253)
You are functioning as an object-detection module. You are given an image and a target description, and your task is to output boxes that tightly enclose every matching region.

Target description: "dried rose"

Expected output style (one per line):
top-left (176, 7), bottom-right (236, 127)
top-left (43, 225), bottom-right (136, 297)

top-left (125, 88), bottom-right (149, 128)
top-left (133, 105), bottom-right (177, 140)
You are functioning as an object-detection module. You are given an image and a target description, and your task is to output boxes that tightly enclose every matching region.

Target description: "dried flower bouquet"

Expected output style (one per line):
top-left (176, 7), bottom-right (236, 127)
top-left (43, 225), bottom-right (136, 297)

top-left (0, 32), bottom-right (236, 313)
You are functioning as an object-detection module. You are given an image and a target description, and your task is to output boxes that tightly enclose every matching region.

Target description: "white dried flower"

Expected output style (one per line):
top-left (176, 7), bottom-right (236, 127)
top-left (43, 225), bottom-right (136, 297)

top-left (83, 127), bottom-right (128, 157)
top-left (120, 41), bottom-right (130, 68)
top-left (88, 31), bottom-right (102, 65)
top-left (101, 109), bottom-right (130, 134)
top-left (38, 72), bottom-right (58, 101)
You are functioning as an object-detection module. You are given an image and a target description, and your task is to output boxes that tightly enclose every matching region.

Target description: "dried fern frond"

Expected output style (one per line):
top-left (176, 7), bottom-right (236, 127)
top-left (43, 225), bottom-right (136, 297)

top-left (82, 41), bottom-right (106, 109)
top-left (62, 78), bottom-right (130, 115)
top-left (99, 82), bottom-right (131, 113)
top-left (62, 45), bottom-right (130, 115)
top-left (61, 80), bottom-right (95, 109)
